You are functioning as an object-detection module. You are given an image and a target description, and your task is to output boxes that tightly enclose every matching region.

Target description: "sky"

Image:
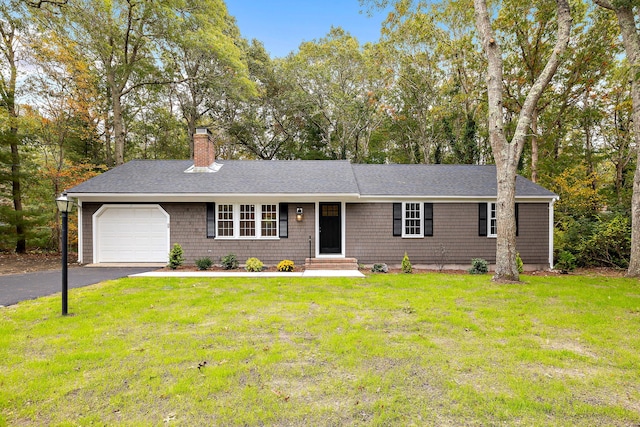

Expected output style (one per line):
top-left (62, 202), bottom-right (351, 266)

top-left (225, 0), bottom-right (390, 58)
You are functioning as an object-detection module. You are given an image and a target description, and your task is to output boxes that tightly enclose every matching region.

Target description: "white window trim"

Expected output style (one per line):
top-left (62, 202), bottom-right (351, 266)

top-left (215, 203), bottom-right (279, 240)
top-left (402, 202), bottom-right (423, 238)
top-left (488, 202), bottom-right (497, 238)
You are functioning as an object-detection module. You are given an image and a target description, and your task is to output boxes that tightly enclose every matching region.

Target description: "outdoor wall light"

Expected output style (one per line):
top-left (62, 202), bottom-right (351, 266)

top-left (296, 207), bottom-right (304, 222)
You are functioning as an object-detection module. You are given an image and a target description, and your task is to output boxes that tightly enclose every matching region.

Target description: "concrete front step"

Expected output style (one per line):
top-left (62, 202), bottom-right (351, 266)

top-left (305, 257), bottom-right (359, 270)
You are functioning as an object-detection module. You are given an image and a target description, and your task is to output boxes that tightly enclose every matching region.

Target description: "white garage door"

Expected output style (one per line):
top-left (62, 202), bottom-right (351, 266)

top-left (94, 205), bottom-right (169, 263)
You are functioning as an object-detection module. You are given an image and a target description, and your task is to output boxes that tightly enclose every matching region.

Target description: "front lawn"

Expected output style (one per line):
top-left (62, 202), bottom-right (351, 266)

top-left (1, 274), bottom-right (639, 426)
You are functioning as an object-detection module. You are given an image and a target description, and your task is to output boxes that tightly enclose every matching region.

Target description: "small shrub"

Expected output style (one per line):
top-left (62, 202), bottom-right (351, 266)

top-left (516, 253), bottom-right (524, 274)
top-left (555, 250), bottom-right (576, 273)
top-left (372, 263), bottom-right (388, 273)
top-left (195, 257), bottom-right (212, 271)
top-left (221, 253), bottom-right (239, 270)
top-left (277, 259), bottom-right (295, 272)
top-left (468, 258), bottom-right (488, 274)
top-left (434, 243), bottom-right (449, 271)
top-left (168, 244), bottom-right (184, 270)
top-left (245, 257), bottom-right (264, 272)
top-left (401, 252), bottom-right (412, 274)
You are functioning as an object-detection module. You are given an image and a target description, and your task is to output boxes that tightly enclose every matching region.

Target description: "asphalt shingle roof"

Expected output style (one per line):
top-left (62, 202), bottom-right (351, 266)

top-left (352, 164), bottom-right (556, 197)
top-left (67, 160), bottom-right (360, 195)
top-left (67, 160), bottom-right (556, 198)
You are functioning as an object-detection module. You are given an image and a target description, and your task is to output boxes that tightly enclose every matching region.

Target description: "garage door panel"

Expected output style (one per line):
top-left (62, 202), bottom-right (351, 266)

top-left (95, 205), bottom-right (169, 263)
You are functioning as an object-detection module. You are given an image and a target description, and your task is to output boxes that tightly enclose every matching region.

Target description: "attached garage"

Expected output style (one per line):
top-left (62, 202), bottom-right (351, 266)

top-left (93, 205), bottom-right (170, 263)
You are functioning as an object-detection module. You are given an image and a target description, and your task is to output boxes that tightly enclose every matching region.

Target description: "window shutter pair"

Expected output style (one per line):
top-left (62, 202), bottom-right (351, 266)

top-left (207, 202), bottom-right (289, 238)
top-left (478, 203), bottom-right (519, 236)
top-left (393, 203), bottom-right (433, 236)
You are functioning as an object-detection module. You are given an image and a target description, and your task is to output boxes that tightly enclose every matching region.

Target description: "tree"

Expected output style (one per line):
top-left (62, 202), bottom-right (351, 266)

top-left (161, 0), bottom-right (255, 158)
top-left (285, 28), bottom-right (390, 162)
top-left (40, 0), bottom-right (173, 166)
top-left (223, 41), bottom-right (301, 160)
top-left (599, 64), bottom-right (635, 206)
top-left (0, 0), bottom-right (28, 252)
top-left (474, 0), bottom-right (572, 281)
top-left (593, 0), bottom-right (640, 277)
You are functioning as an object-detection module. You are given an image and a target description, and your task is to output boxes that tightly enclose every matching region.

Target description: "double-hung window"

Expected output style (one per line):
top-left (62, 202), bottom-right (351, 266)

top-left (239, 204), bottom-right (256, 237)
top-left (216, 203), bottom-right (278, 239)
top-left (403, 202), bottom-right (423, 238)
top-left (217, 204), bottom-right (234, 237)
top-left (261, 204), bottom-right (277, 237)
top-left (393, 202), bottom-right (433, 237)
top-left (488, 202), bottom-right (497, 237)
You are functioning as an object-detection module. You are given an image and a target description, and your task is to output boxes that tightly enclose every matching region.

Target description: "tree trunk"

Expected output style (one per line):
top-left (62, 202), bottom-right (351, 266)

top-left (531, 110), bottom-right (539, 183)
top-left (187, 115), bottom-right (196, 159)
top-left (474, 0), bottom-right (572, 281)
top-left (595, 0), bottom-right (640, 278)
top-left (112, 92), bottom-right (125, 166)
top-left (494, 146), bottom-right (521, 280)
top-left (1, 18), bottom-right (26, 253)
top-left (630, 124), bottom-right (640, 276)
top-left (10, 136), bottom-right (25, 253)
top-left (615, 8), bottom-right (640, 277)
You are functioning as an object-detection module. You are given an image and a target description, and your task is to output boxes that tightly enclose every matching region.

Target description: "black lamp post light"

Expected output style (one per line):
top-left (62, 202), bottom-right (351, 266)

top-left (56, 193), bottom-right (75, 316)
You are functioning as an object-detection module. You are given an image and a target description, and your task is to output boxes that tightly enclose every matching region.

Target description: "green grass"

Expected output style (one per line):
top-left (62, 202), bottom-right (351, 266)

top-left (1, 273), bottom-right (639, 426)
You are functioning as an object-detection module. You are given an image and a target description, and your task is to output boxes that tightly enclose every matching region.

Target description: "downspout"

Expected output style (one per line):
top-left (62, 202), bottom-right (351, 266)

top-left (77, 200), bottom-right (83, 264)
top-left (549, 197), bottom-right (558, 269)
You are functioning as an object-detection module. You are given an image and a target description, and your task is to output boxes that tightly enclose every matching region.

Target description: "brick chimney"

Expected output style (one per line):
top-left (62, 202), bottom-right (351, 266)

top-left (193, 128), bottom-right (215, 168)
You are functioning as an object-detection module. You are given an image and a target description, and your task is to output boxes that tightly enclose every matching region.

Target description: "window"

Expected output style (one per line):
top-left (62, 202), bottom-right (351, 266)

top-left (215, 203), bottom-right (278, 239)
top-left (403, 202), bottom-right (422, 237)
top-left (393, 203), bottom-right (433, 237)
top-left (261, 204), bottom-right (277, 237)
top-left (240, 204), bottom-right (256, 236)
top-left (217, 204), bottom-right (234, 237)
top-left (489, 202), bottom-right (497, 237)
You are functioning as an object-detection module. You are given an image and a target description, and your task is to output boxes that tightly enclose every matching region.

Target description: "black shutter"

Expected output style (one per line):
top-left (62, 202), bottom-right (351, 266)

top-left (515, 203), bottom-right (519, 237)
top-left (279, 203), bottom-right (288, 238)
top-left (393, 203), bottom-right (402, 236)
top-left (206, 202), bottom-right (216, 238)
top-left (424, 203), bottom-right (433, 236)
top-left (479, 203), bottom-right (487, 236)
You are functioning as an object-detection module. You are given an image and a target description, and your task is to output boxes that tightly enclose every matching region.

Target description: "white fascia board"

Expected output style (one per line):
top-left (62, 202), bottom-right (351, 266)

top-left (69, 193), bottom-right (557, 204)
top-left (68, 193), bottom-right (362, 203)
top-left (357, 195), bottom-right (558, 203)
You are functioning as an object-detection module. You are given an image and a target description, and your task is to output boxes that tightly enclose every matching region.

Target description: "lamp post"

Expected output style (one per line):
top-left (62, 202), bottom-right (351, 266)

top-left (56, 193), bottom-right (75, 316)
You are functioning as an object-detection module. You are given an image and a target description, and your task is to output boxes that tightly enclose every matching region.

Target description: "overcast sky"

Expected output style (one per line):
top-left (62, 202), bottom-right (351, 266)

top-left (225, 0), bottom-right (390, 58)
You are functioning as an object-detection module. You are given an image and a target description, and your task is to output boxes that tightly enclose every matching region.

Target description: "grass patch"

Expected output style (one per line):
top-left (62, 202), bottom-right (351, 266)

top-left (1, 274), bottom-right (639, 425)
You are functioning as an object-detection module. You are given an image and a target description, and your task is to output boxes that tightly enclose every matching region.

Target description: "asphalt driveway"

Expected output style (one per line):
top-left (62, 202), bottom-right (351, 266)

top-left (0, 267), bottom-right (156, 307)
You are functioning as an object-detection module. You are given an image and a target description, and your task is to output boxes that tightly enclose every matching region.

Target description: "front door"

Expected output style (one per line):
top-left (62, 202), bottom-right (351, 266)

top-left (319, 202), bottom-right (341, 254)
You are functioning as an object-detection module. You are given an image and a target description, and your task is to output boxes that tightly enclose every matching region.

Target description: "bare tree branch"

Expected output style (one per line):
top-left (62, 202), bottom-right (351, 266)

top-left (23, 0), bottom-right (68, 8)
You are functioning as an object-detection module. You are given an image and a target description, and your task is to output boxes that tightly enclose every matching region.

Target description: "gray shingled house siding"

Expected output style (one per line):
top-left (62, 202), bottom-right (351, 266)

top-left (82, 201), bottom-right (549, 267)
top-left (164, 202), bottom-right (315, 265)
top-left (81, 202), bottom-right (101, 264)
top-left (81, 202), bottom-right (316, 266)
top-left (345, 202), bottom-right (549, 266)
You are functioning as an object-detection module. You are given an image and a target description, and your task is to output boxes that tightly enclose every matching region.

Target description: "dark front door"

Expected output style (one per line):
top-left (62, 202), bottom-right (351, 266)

top-left (319, 202), bottom-right (341, 254)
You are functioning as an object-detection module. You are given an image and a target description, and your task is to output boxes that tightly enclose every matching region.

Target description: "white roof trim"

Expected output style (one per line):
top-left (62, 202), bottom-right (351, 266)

top-left (67, 192), bottom-right (557, 204)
